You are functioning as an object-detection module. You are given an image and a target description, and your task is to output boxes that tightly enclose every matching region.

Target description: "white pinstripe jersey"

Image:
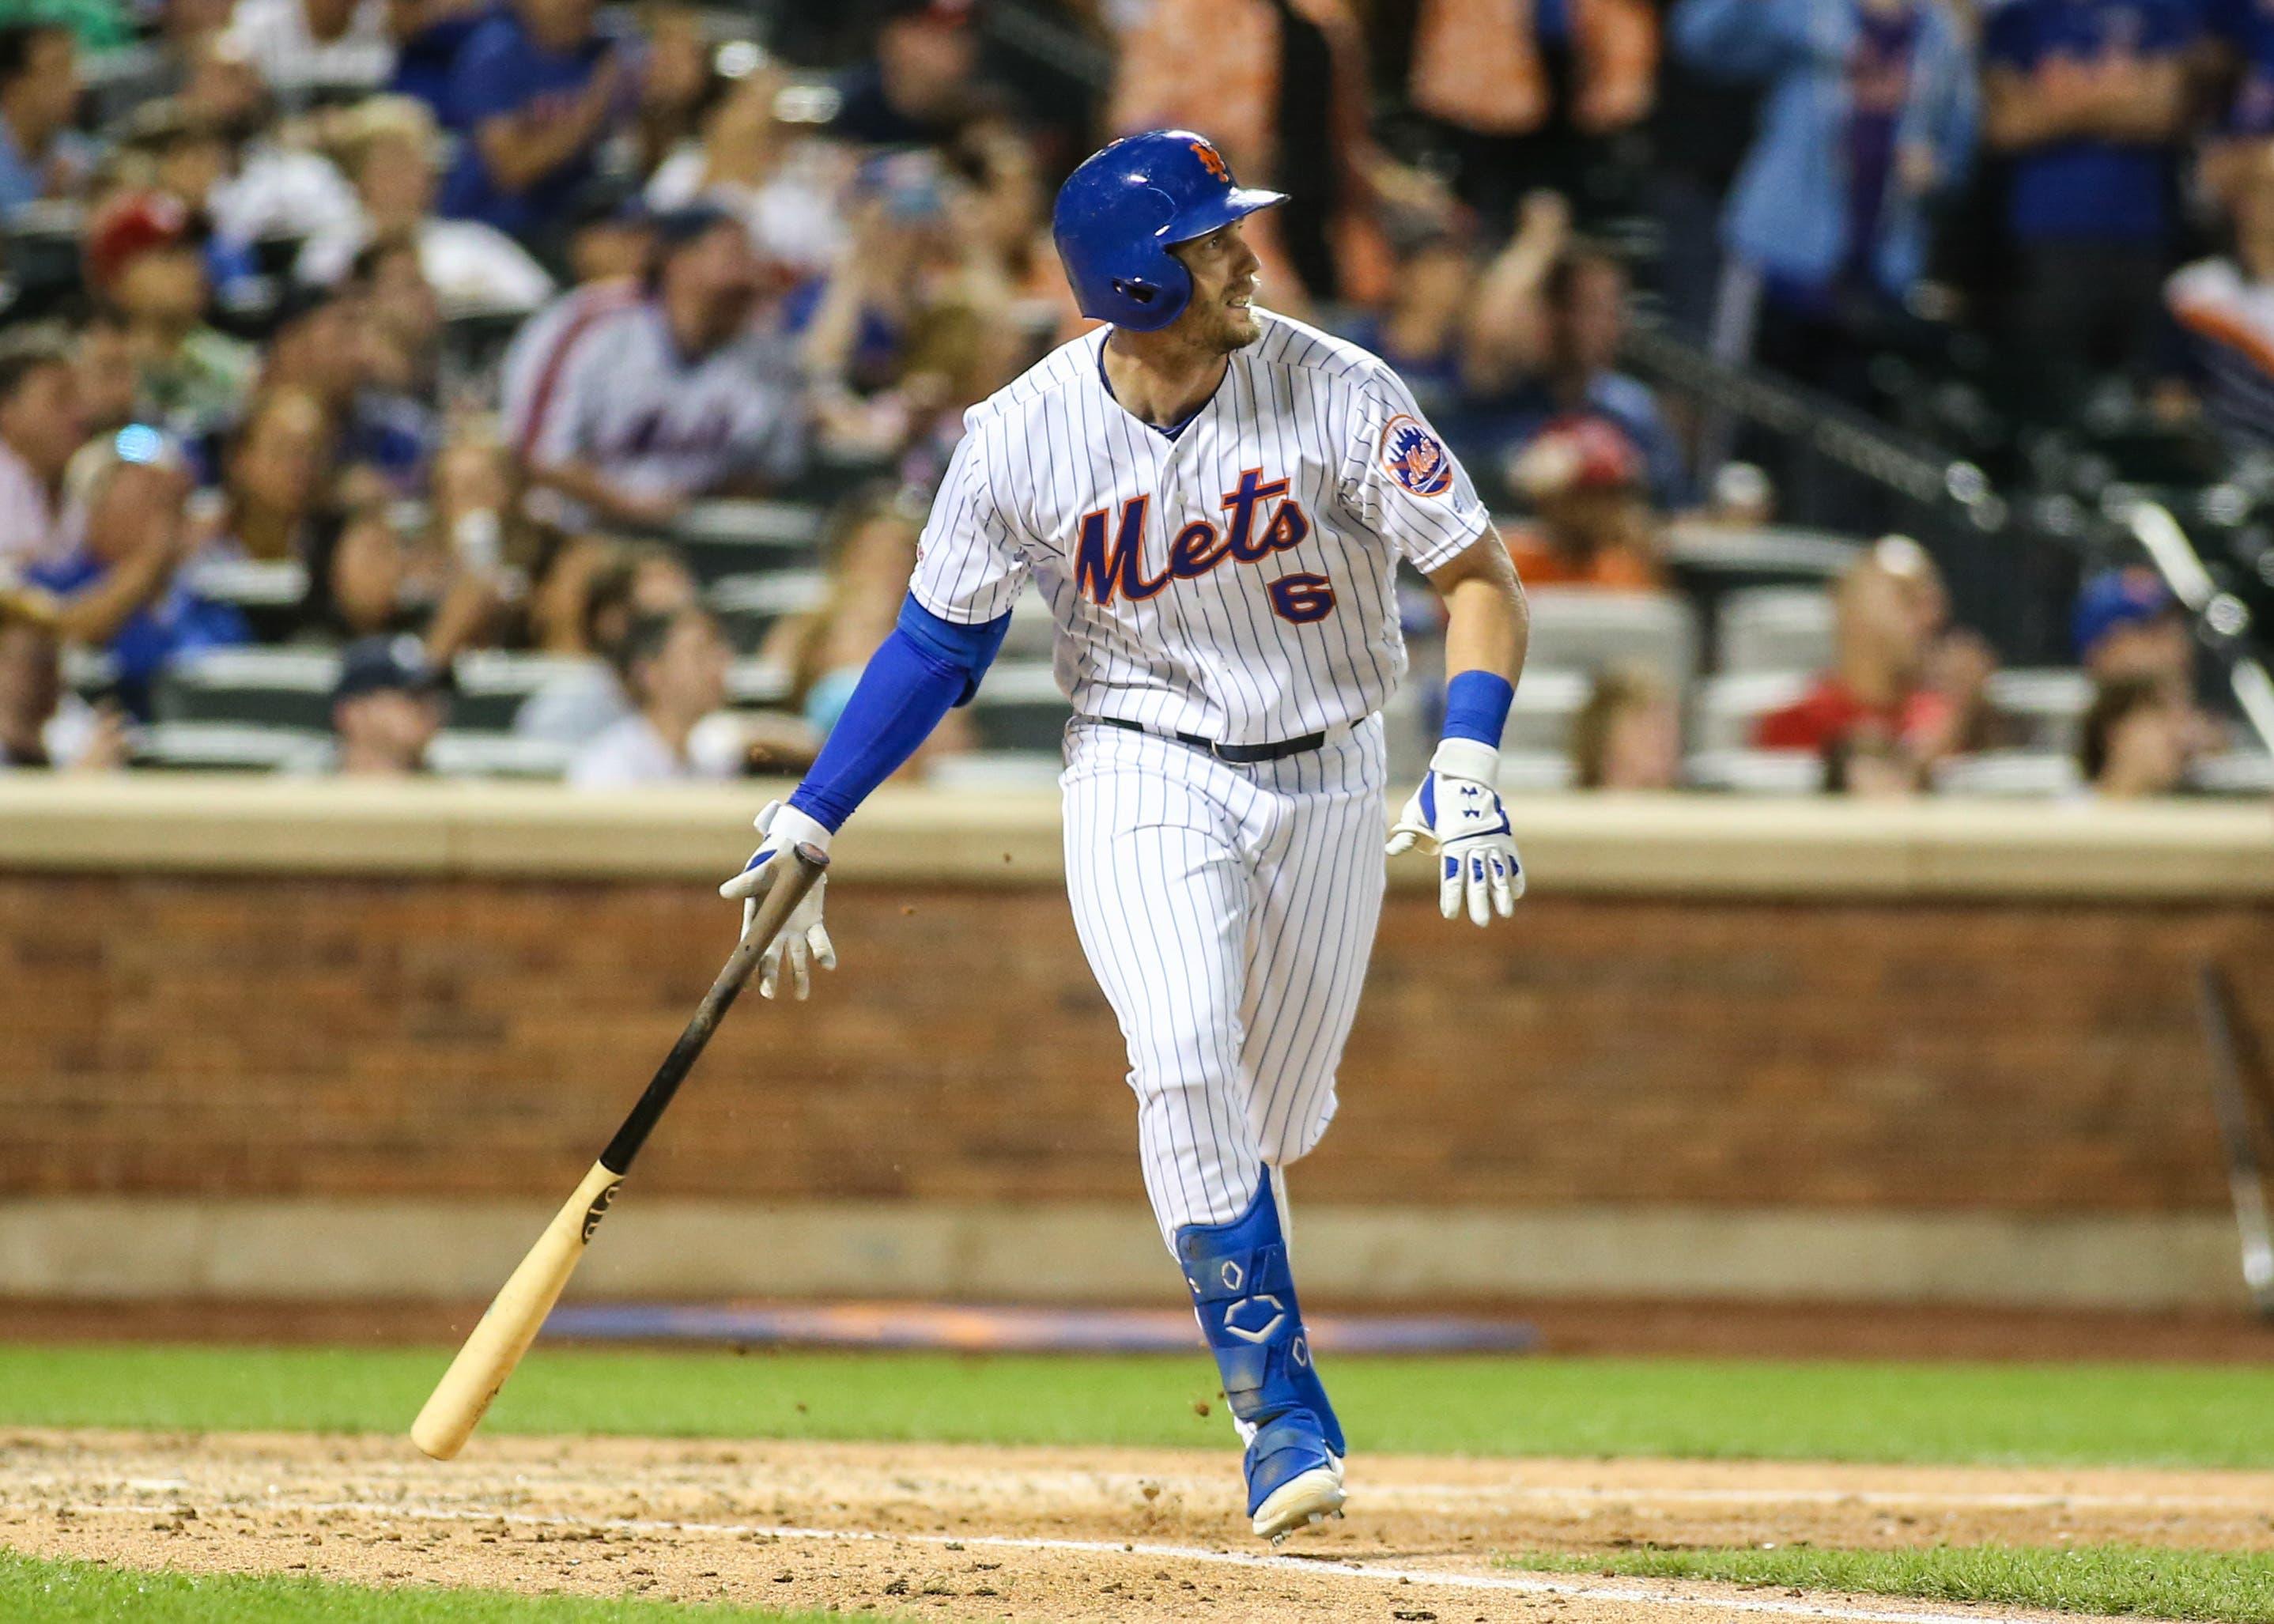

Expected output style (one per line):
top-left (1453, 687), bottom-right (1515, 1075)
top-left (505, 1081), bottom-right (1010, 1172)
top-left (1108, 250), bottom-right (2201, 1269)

top-left (909, 311), bottom-right (1490, 746)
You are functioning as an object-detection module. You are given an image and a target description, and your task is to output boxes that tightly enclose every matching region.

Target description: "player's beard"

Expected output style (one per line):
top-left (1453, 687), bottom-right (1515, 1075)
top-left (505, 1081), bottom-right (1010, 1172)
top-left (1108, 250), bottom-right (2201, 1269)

top-left (1197, 291), bottom-right (1262, 354)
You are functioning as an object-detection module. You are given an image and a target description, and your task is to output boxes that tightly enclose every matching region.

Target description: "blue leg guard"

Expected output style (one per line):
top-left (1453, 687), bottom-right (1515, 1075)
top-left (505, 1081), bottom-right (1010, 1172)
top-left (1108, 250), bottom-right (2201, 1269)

top-left (1174, 1168), bottom-right (1344, 1518)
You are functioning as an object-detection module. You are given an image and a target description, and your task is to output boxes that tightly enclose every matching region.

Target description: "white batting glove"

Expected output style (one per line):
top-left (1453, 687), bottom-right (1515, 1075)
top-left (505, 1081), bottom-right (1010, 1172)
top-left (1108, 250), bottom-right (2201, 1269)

top-left (717, 800), bottom-right (837, 999)
top-left (1386, 738), bottom-right (1525, 926)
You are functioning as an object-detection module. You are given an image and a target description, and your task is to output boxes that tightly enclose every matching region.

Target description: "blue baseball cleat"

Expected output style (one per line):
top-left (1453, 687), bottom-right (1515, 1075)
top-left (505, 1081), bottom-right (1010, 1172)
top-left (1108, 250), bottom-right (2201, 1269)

top-left (1175, 1169), bottom-right (1347, 1541)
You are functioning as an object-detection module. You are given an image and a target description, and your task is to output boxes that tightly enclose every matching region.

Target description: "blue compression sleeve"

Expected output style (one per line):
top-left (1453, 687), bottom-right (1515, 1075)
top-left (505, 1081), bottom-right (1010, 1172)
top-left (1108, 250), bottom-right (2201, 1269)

top-left (1442, 670), bottom-right (1514, 748)
top-left (786, 595), bottom-right (1010, 832)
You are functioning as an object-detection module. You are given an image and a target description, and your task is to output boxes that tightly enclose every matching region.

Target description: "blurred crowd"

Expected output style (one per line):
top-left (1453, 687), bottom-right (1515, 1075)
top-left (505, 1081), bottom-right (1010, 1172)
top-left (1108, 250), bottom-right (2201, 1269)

top-left (0, 0), bottom-right (2256, 798)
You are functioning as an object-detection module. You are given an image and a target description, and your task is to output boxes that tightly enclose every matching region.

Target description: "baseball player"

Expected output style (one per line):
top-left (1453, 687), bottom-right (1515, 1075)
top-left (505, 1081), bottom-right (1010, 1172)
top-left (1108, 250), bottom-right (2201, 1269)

top-left (721, 130), bottom-right (1529, 1542)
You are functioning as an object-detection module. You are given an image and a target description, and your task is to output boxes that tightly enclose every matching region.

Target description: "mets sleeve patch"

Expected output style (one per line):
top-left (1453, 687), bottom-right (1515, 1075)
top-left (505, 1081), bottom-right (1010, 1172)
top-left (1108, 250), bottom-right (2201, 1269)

top-left (1380, 414), bottom-right (1454, 498)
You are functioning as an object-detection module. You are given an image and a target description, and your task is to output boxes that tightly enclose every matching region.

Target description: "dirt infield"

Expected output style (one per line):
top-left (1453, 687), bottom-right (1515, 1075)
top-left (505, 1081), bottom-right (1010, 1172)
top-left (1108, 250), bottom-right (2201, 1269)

top-left (5, 1430), bottom-right (2270, 1623)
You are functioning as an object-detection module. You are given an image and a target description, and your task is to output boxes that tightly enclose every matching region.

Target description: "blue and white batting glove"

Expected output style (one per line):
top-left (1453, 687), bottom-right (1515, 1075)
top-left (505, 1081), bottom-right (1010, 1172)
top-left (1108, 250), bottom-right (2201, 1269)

top-left (717, 799), bottom-right (837, 999)
top-left (1385, 738), bottom-right (1525, 926)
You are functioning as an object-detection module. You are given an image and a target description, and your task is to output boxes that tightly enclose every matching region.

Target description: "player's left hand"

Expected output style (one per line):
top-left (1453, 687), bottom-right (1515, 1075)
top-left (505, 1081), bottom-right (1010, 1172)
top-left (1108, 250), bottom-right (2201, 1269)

top-left (719, 800), bottom-right (837, 999)
top-left (1386, 740), bottom-right (1524, 926)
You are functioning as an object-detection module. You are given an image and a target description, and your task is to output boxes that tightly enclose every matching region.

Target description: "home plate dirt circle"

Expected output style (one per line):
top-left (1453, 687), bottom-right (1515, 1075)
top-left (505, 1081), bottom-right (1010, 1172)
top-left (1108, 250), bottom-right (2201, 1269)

top-left (6, 1430), bottom-right (2270, 1622)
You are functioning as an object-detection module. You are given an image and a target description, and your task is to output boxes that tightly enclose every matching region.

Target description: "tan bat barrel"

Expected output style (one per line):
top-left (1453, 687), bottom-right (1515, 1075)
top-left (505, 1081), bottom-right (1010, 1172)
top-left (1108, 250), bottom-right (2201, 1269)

top-left (410, 1159), bottom-right (622, 1460)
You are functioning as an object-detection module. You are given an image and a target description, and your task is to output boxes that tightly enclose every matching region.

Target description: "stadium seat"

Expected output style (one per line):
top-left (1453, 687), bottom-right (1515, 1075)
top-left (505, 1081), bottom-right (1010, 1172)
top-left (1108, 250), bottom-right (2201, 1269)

top-left (967, 662), bottom-right (1072, 753)
top-left (1524, 589), bottom-right (1697, 690)
top-left (2190, 752), bottom-right (2274, 795)
top-left (180, 557), bottom-right (311, 644)
top-left (154, 647), bottom-right (342, 731)
top-left (449, 650), bottom-right (605, 731)
top-left (1717, 588), bottom-right (1835, 676)
top-left (1985, 668), bottom-right (2094, 753)
top-left (926, 751), bottom-right (1067, 791)
top-left (425, 732), bottom-right (574, 780)
top-left (1933, 752), bottom-right (2083, 799)
top-left (709, 570), bottom-right (828, 654)
top-left (1685, 750), bottom-right (1823, 795)
top-left (1502, 668), bottom-right (1589, 754)
top-left (1695, 670), bottom-right (1812, 753)
top-left (1498, 751), bottom-right (1575, 791)
top-left (1662, 524), bottom-right (1865, 587)
top-left (134, 722), bottom-right (328, 772)
top-left (672, 500), bottom-right (826, 582)
top-left (62, 646), bottom-right (119, 703)
top-left (997, 585), bottom-right (1057, 659)
top-left (726, 659), bottom-right (794, 708)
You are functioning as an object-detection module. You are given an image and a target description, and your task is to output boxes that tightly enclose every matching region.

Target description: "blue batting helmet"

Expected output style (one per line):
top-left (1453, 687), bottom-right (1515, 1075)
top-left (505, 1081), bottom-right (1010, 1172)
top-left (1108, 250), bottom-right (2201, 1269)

top-left (1052, 130), bottom-right (1286, 333)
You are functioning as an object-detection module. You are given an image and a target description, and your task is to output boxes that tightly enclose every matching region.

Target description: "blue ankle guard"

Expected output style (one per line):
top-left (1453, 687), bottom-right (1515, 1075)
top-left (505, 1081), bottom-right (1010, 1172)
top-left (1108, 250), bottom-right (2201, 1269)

top-left (1174, 1171), bottom-right (1344, 1463)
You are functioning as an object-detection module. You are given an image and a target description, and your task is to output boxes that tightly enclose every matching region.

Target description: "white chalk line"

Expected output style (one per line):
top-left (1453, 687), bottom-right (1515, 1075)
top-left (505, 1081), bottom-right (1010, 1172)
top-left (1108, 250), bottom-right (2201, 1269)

top-left (53, 1494), bottom-right (2077, 1624)
top-left (21, 1467), bottom-right (2271, 1518)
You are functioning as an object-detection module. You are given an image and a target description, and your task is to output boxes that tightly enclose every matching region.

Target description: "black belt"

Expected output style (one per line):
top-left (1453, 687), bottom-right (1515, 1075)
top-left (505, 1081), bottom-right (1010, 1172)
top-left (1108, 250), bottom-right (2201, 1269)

top-left (1097, 716), bottom-right (1326, 764)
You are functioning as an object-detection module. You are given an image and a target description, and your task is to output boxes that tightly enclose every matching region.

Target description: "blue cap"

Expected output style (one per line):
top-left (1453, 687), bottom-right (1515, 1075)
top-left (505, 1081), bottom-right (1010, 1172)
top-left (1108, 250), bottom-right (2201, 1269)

top-left (2072, 567), bottom-right (2177, 661)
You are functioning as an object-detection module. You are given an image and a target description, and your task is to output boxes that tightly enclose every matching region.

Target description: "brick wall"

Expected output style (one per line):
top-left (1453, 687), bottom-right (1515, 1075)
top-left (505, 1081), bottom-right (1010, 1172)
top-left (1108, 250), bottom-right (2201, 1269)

top-left (2, 873), bottom-right (2265, 1212)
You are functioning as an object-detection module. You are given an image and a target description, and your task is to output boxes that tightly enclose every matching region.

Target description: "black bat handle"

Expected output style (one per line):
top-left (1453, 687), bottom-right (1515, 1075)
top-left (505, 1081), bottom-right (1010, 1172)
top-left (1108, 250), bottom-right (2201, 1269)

top-left (599, 841), bottom-right (829, 1176)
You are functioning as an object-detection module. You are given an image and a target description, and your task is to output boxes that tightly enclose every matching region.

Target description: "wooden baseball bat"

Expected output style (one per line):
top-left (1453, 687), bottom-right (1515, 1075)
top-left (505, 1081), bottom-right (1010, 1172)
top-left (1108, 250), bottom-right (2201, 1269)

top-left (410, 842), bottom-right (829, 1460)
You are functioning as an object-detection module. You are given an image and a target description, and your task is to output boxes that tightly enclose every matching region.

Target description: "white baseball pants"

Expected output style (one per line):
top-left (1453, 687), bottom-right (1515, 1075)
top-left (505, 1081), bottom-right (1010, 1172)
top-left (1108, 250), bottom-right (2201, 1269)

top-left (1061, 716), bottom-right (1388, 1247)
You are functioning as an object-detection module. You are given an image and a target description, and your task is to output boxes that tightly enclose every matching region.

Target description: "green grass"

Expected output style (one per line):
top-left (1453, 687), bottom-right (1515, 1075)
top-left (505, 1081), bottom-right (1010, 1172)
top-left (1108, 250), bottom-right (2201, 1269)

top-left (4, 1345), bottom-right (2274, 1467)
top-left (0, 1550), bottom-right (878, 1623)
top-left (1517, 1544), bottom-right (2274, 1623)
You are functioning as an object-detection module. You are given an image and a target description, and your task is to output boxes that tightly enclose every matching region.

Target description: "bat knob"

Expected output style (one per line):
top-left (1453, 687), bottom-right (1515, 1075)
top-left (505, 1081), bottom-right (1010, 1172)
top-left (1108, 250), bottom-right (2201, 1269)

top-left (793, 840), bottom-right (831, 870)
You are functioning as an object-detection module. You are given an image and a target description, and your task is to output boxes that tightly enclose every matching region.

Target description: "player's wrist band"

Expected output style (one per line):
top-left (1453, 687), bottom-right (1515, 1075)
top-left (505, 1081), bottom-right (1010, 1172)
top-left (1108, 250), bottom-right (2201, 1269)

top-left (1441, 670), bottom-right (1513, 750)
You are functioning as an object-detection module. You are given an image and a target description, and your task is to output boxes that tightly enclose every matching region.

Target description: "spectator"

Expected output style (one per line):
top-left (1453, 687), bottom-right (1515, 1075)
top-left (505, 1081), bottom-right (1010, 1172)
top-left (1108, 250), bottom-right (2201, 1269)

top-left (1753, 534), bottom-right (1984, 769)
top-left (1570, 661), bottom-right (1680, 789)
top-left (2166, 144), bottom-right (2274, 454)
top-left (830, 0), bottom-right (991, 148)
top-left (301, 494), bottom-right (503, 659)
top-left (83, 190), bottom-right (259, 440)
top-left (508, 206), bottom-right (806, 535)
top-left (221, 0), bottom-right (395, 108)
top-left (1982, 0), bottom-right (2196, 411)
top-left (439, 0), bottom-right (638, 250)
top-left (75, 315), bottom-right (142, 440)
top-left (1112, 0), bottom-right (1433, 308)
top-left (1464, 208), bottom-right (1688, 510)
top-left (203, 387), bottom-right (333, 561)
top-left (384, 0), bottom-right (491, 115)
top-left (1337, 223), bottom-right (1474, 425)
top-left (0, 327), bottom-right (90, 570)
top-left (329, 632), bottom-right (444, 773)
top-left (2079, 672), bottom-right (2195, 797)
top-left (1384, 0), bottom-right (1657, 231)
top-left (24, 429), bottom-right (247, 717)
top-left (514, 540), bottom-right (697, 745)
top-left (795, 153), bottom-right (1026, 465)
top-left (1502, 415), bottom-right (1663, 587)
top-left (644, 54), bottom-right (848, 281)
top-left (2074, 565), bottom-right (2195, 700)
top-left (0, 613), bottom-right (129, 771)
top-left (1823, 722), bottom-right (1928, 796)
top-left (1675, 0), bottom-right (1977, 386)
top-left (0, 23), bottom-right (93, 217)
top-left (567, 603), bottom-right (735, 787)
top-left (300, 93), bottom-right (555, 317)
top-left (765, 492), bottom-right (965, 761)
top-left (261, 262), bottom-right (441, 493)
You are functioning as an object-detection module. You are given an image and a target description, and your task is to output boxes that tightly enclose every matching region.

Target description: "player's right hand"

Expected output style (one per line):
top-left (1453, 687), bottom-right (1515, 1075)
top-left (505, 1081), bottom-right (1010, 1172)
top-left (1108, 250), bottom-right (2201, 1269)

top-left (719, 800), bottom-right (837, 1000)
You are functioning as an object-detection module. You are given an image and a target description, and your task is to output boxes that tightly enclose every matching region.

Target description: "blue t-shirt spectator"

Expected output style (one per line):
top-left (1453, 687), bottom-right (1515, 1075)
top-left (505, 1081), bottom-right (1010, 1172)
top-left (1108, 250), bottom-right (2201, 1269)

top-left (1674, 0), bottom-right (1976, 306)
top-left (437, 7), bottom-right (623, 239)
top-left (391, 7), bottom-right (493, 124)
top-left (1458, 372), bottom-right (1690, 513)
top-left (1982, 0), bottom-right (2195, 243)
top-left (28, 550), bottom-right (249, 718)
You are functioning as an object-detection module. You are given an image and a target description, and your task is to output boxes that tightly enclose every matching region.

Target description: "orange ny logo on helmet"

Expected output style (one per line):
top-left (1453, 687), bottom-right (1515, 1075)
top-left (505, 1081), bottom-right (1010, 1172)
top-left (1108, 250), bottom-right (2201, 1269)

top-left (1189, 141), bottom-right (1230, 183)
